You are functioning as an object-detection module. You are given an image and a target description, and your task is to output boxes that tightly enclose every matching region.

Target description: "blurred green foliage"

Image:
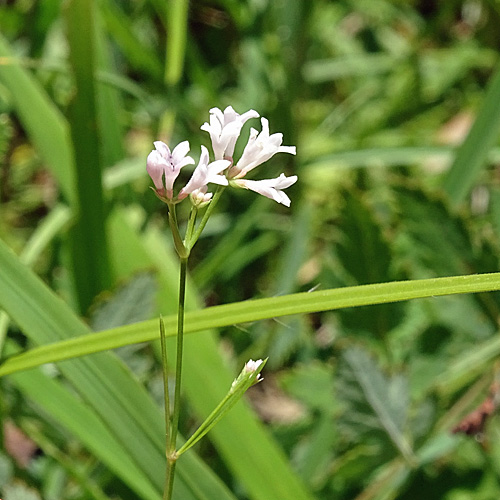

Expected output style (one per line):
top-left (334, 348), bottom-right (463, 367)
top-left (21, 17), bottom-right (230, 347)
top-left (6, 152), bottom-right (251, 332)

top-left (2, 0), bottom-right (500, 499)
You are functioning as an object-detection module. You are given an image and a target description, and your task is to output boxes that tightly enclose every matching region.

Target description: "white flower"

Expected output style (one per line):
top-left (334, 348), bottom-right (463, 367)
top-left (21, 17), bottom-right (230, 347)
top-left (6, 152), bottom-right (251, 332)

top-left (146, 140), bottom-right (195, 199)
top-left (233, 174), bottom-right (298, 207)
top-left (231, 358), bottom-right (265, 391)
top-left (179, 145), bottom-right (230, 199)
top-left (244, 359), bottom-right (264, 383)
top-left (201, 106), bottom-right (259, 160)
top-left (244, 359), bottom-right (264, 373)
top-left (229, 118), bottom-right (296, 179)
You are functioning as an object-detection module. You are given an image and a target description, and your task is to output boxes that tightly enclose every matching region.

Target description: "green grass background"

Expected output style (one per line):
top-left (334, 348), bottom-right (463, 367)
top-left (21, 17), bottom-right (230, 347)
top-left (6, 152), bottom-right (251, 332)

top-left (2, 1), bottom-right (500, 499)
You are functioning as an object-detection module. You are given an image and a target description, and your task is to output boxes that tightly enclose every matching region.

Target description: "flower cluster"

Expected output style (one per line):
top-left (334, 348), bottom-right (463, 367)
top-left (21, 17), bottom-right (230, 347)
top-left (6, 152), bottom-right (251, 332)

top-left (146, 107), bottom-right (297, 207)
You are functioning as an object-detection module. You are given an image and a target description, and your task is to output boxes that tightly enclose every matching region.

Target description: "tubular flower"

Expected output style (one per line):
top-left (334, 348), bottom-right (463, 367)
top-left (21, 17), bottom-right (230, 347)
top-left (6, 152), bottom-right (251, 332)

top-left (178, 145), bottom-right (230, 199)
top-left (201, 106), bottom-right (259, 160)
top-left (146, 140), bottom-right (195, 199)
top-left (228, 118), bottom-right (296, 179)
top-left (219, 116), bottom-right (297, 205)
top-left (232, 174), bottom-right (298, 207)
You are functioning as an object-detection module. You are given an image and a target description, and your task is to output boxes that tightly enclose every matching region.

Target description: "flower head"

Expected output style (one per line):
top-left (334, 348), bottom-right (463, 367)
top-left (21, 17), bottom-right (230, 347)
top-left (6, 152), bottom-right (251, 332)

top-left (233, 173), bottom-right (298, 207)
top-left (244, 359), bottom-right (264, 375)
top-left (231, 358), bottom-right (265, 392)
top-left (201, 106), bottom-right (259, 161)
top-left (148, 109), bottom-right (297, 208)
top-left (228, 118), bottom-right (296, 179)
top-left (179, 145), bottom-right (230, 199)
top-left (243, 358), bottom-right (264, 384)
top-left (146, 140), bottom-right (195, 199)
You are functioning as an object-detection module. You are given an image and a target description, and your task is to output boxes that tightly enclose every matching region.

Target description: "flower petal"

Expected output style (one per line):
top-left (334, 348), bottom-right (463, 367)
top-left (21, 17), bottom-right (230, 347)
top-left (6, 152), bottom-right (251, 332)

top-left (146, 150), bottom-right (166, 190)
top-left (153, 141), bottom-right (171, 158)
top-left (231, 118), bottom-right (296, 178)
top-left (171, 140), bottom-right (194, 165)
top-left (179, 146), bottom-right (230, 197)
top-left (201, 106), bottom-right (259, 160)
top-left (233, 174), bottom-right (298, 207)
top-left (146, 140), bottom-right (195, 198)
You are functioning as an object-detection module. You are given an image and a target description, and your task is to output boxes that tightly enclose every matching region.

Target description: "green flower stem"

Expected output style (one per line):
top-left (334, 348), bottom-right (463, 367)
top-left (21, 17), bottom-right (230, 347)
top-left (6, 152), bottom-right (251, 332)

top-left (171, 257), bottom-right (188, 448)
top-left (187, 186), bottom-right (225, 251)
top-left (171, 256), bottom-right (187, 447)
top-left (164, 458), bottom-right (177, 500)
top-left (176, 359), bottom-right (266, 457)
top-left (164, 256), bottom-right (188, 499)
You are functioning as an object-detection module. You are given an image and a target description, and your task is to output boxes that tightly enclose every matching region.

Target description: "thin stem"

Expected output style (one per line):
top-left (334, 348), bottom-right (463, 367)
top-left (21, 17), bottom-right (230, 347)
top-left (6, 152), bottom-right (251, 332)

top-left (187, 186), bottom-right (225, 251)
top-left (170, 257), bottom-right (188, 452)
top-left (164, 458), bottom-right (177, 500)
top-left (163, 257), bottom-right (187, 500)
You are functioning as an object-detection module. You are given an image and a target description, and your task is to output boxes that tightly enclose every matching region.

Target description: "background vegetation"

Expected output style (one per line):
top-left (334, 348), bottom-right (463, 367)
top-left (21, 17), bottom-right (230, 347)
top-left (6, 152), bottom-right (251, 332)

top-left (2, 0), bottom-right (500, 499)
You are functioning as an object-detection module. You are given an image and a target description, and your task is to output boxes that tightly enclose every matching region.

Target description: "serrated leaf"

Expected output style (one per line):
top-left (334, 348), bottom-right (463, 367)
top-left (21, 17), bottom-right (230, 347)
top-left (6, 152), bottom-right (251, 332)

top-left (395, 184), bottom-right (500, 332)
top-left (395, 185), bottom-right (498, 278)
top-left (337, 190), bottom-right (393, 286)
top-left (338, 346), bottom-right (415, 464)
top-left (335, 189), bottom-right (404, 337)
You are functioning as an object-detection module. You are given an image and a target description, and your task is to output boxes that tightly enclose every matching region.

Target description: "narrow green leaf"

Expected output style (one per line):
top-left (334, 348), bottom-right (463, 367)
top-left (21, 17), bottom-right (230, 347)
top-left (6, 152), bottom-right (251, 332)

top-left (8, 354), bottom-right (161, 500)
top-left (94, 8), bottom-right (125, 167)
top-left (0, 236), bottom-right (239, 500)
top-left (305, 146), bottom-right (500, 170)
top-left (99, 0), bottom-right (163, 81)
top-left (5, 271), bottom-right (500, 375)
top-left (0, 34), bottom-right (75, 203)
top-left (65, 0), bottom-right (111, 312)
top-left (442, 62), bottom-right (500, 204)
top-left (165, 0), bottom-right (190, 85)
top-left (0, 204), bottom-right (72, 354)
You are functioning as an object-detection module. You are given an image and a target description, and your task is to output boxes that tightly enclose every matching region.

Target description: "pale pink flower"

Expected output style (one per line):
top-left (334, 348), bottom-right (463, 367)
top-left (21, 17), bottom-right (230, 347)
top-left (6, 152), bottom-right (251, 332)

top-left (146, 141), bottom-right (195, 199)
top-left (179, 145), bottom-right (229, 199)
top-left (229, 118), bottom-right (296, 179)
top-left (201, 106), bottom-right (259, 160)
